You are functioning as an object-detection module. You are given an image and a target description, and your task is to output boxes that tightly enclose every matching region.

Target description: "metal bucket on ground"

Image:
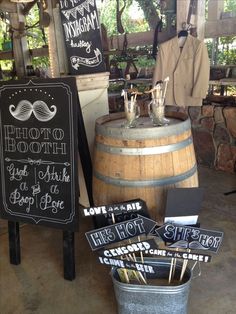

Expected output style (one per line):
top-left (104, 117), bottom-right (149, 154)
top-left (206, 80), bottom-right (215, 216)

top-left (111, 258), bottom-right (192, 314)
top-left (93, 111), bottom-right (198, 222)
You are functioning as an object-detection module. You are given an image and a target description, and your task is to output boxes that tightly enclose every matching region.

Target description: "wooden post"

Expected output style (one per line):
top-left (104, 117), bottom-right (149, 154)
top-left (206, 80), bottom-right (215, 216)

top-left (176, 0), bottom-right (190, 33)
top-left (53, 6), bottom-right (68, 75)
top-left (45, 0), bottom-right (61, 77)
top-left (192, 0), bottom-right (206, 40)
top-left (176, 0), bottom-right (206, 40)
top-left (9, 5), bottom-right (31, 78)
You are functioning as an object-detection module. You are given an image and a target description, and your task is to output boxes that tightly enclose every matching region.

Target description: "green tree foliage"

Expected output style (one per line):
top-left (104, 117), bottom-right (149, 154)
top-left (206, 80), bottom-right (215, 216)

top-left (134, 0), bottom-right (160, 29)
top-left (224, 0), bottom-right (236, 12)
top-left (99, 0), bottom-right (157, 36)
top-left (218, 36), bottom-right (236, 65)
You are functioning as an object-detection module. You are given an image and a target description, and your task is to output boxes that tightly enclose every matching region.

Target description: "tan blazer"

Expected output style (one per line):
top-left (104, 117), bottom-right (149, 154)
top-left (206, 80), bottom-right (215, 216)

top-left (152, 35), bottom-right (210, 106)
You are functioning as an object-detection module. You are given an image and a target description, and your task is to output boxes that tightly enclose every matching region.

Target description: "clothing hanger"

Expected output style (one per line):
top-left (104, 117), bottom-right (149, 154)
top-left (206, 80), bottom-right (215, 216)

top-left (178, 29), bottom-right (188, 38)
top-left (178, 22), bottom-right (190, 38)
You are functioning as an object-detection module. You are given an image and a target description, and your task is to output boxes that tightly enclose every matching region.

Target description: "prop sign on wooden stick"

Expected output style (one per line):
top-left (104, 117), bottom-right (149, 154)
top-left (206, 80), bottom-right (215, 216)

top-left (59, 0), bottom-right (105, 75)
top-left (155, 224), bottom-right (223, 253)
top-left (82, 199), bottom-right (147, 217)
top-left (145, 248), bottom-right (211, 263)
top-left (86, 215), bottom-right (157, 250)
top-left (98, 256), bottom-right (158, 274)
top-left (99, 239), bottom-right (157, 258)
top-left (0, 78), bottom-right (79, 230)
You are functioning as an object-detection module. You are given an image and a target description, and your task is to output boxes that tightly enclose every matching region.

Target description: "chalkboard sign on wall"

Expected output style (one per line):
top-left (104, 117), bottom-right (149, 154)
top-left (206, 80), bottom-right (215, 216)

top-left (59, 0), bottom-right (106, 75)
top-left (0, 78), bottom-right (79, 230)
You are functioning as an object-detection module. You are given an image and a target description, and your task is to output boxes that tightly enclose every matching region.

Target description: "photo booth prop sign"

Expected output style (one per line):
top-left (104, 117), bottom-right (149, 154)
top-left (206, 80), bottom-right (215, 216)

top-left (145, 248), bottom-right (212, 263)
top-left (99, 239), bottom-right (158, 258)
top-left (98, 256), bottom-right (158, 274)
top-left (86, 215), bottom-right (157, 250)
top-left (90, 199), bottom-right (150, 228)
top-left (164, 188), bottom-right (204, 225)
top-left (0, 78), bottom-right (79, 230)
top-left (59, 0), bottom-right (105, 75)
top-left (82, 199), bottom-right (148, 217)
top-left (155, 224), bottom-right (223, 253)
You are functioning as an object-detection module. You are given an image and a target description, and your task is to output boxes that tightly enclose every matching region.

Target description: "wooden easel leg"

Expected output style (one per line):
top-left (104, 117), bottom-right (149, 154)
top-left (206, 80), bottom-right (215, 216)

top-left (8, 221), bottom-right (21, 265)
top-left (63, 230), bottom-right (75, 281)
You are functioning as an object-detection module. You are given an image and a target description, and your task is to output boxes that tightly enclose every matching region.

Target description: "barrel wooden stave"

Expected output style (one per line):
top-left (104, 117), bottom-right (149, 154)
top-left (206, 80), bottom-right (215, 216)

top-left (93, 113), bottom-right (198, 222)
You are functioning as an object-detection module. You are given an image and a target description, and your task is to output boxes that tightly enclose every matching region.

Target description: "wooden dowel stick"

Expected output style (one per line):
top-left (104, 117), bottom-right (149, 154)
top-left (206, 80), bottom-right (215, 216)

top-left (111, 213), bottom-right (129, 284)
top-left (127, 254), bottom-right (147, 285)
top-left (168, 258), bottom-right (174, 284)
top-left (179, 249), bottom-right (190, 282)
top-left (171, 248), bottom-right (179, 280)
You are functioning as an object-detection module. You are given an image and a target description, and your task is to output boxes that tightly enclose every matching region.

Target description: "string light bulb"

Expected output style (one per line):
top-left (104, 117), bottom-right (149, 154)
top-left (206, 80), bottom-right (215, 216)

top-left (10, 1), bottom-right (34, 3)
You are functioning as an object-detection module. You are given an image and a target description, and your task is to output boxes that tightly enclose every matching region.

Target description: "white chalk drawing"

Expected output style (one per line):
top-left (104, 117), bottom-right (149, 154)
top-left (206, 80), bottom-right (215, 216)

top-left (70, 48), bottom-right (102, 69)
top-left (5, 158), bottom-right (70, 166)
top-left (61, 0), bottom-right (95, 20)
top-left (9, 100), bottom-right (57, 122)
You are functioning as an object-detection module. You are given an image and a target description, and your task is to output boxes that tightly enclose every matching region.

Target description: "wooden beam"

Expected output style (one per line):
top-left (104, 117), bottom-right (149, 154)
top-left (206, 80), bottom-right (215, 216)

top-left (0, 50), bottom-right (13, 60)
top-left (0, 47), bottom-right (48, 60)
top-left (205, 18), bottom-right (236, 38)
top-left (0, 0), bottom-right (17, 13)
top-left (208, 0), bottom-right (224, 21)
top-left (108, 29), bottom-right (176, 50)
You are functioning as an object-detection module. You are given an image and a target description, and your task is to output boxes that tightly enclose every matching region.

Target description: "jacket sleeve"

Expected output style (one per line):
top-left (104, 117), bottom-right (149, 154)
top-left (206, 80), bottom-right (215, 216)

top-left (192, 41), bottom-right (210, 98)
top-left (152, 45), bottom-right (164, 87)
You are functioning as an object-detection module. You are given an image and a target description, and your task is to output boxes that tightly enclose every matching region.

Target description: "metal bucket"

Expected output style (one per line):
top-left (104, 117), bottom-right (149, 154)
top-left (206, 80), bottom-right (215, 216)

top-left (111, 258), bottom-right (192, 314)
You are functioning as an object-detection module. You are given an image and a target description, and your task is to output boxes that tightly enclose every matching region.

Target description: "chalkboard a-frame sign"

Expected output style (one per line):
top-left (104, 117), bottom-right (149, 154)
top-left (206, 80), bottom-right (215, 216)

top-left (59, 0), bottom-right (106, 75)
top-left (0, 78), bottom-right (79, 231)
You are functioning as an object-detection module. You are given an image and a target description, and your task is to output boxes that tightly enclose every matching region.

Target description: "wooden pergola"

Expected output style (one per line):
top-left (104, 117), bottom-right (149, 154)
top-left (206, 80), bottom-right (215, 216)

top-left (0, 0), bottom-right (235, 78)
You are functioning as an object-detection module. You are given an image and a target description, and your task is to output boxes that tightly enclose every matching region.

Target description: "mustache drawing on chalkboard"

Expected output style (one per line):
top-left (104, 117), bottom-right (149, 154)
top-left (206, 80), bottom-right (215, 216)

top-left (70, 48), bottom-right (102, 70)
top-left (9, 100), bottom-right (57, 122)
top-left (168, 240), bottom-right (209, 250)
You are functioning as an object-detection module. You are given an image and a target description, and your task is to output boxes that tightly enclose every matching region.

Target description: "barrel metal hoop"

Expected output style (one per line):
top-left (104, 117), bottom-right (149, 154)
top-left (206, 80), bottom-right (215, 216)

top-left (94, 164), bottom-right (197, 187)
top-left (95, 118), bottom-right (191, 140)
top-left (95, 136), bottom-right (192, 155)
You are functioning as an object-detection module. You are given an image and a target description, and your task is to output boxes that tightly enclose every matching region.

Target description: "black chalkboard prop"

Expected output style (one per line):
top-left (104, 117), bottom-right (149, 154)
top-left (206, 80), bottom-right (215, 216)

top-left (63, 230), bottom-right (75, 280)
top-left (164, 188), bottom-right (204, 225)
top-left (82, 199), bottom-right (148, 217)
top-left (59, 0), bottom-right (106, 75)
top-left (0, 78), bottom-right (79, 231)
top-left (8, 221), bottom-right (21, 265)
top-left (145, 247), bottom-right (212, 263)
top-left (86, 215), bottom-right (157, 251)
top-left (92, 198), bottom-right (150, 228)
top-left (98, 256), bottom-right (158, 274)
top-left (99, 239), bottom-right (158, 258)
top-left (155, 223), bottom-right (223, 253)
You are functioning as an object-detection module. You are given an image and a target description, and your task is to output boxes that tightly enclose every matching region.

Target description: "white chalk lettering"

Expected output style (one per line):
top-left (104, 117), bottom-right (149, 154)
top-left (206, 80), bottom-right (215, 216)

top-left (38, 166), bottom-right (70, 183)
top-left (7, 163), bottom-right (29, 181)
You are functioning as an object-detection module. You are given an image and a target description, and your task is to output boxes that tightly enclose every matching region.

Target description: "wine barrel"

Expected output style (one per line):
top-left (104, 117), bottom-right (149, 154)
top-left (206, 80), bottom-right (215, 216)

top-left (92, 112), bottom-right (198, 222)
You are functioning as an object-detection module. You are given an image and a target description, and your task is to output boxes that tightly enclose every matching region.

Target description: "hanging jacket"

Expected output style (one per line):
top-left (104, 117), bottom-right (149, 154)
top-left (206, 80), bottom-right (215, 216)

top-left (152, 35), bottom-right (210, 107)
